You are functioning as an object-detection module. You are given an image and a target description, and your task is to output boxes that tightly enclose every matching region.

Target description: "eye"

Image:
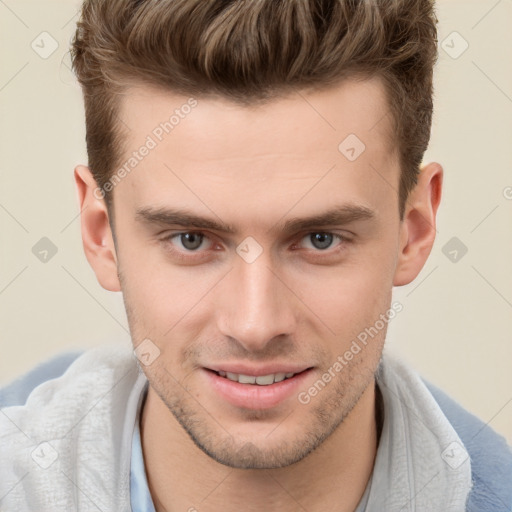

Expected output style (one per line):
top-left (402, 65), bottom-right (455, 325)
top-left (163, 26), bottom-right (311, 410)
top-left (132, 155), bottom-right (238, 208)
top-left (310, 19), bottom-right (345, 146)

top-left (165, 232), bottom-right (212, 251)
top-left (298, 232), bottom-right (347, 251)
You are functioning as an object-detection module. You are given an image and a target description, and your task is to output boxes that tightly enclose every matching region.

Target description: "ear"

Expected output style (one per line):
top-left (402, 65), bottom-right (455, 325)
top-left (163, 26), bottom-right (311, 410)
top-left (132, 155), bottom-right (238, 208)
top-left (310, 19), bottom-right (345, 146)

top-left (393, 162), bottom-right (443, 286)
top-left (74, 165), bottom-right (121, 292)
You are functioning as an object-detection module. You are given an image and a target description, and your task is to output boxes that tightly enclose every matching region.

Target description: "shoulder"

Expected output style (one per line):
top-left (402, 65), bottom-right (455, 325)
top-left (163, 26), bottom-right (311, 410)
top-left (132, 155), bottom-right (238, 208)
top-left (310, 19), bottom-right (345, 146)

top-left (423, 379), bottom-right (512, 511)
top-left (0, 349), bottom-right (84, 407)
top-left (0, 342), bottom-right (139, 438)
top-left (0, 343), bottom-right (137, 408)
top-left (0, 344), bottom-right (141, 510)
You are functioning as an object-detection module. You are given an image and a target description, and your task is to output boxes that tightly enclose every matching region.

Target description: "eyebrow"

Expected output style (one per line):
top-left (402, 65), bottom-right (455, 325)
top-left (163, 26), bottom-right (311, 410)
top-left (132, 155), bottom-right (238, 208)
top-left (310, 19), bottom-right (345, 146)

top-left (135, 204), bottom-right (376, 235)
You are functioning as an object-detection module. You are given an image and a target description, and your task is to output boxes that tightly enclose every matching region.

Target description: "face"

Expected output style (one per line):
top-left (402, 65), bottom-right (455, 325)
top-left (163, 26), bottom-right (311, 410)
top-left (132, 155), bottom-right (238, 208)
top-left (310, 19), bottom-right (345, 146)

top-left (77, 77), bottom-right (440, 470)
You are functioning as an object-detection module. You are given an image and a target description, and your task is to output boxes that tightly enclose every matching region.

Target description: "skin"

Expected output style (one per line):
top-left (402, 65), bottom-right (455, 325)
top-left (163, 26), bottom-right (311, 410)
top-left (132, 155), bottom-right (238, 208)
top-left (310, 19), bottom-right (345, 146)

top-left (75, 76), bottom-right (442, 512)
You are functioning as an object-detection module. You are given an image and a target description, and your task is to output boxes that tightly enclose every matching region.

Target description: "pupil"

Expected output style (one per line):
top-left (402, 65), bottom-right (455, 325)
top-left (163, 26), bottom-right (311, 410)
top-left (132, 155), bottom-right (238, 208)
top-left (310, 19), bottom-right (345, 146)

top-left (311, 232), bottom-right (332, 250)
top-left (181, 233), bottom-right (203, 250)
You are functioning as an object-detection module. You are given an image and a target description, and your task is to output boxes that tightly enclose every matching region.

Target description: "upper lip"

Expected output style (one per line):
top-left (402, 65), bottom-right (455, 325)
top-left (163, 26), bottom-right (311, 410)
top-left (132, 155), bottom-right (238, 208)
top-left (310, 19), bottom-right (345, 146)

top-left (205, 364), bottom-right (312, 376)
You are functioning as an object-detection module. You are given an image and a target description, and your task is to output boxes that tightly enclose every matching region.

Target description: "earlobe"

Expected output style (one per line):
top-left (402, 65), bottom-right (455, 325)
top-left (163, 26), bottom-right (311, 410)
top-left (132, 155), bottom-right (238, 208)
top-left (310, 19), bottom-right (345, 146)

top-left (74, 165), bottom-right (121, 292)
top-left (393, 162), bottom-right (443, 287)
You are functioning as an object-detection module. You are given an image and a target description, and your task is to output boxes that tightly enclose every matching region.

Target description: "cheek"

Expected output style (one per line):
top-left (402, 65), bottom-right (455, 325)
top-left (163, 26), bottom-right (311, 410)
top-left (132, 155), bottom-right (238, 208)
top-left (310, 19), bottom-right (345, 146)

top-left (309, 272), bottom-right (391, 336)
top-left (119, 247), bottom-right (222, 336)
top-left (292, 242), bottom-right (396, 341)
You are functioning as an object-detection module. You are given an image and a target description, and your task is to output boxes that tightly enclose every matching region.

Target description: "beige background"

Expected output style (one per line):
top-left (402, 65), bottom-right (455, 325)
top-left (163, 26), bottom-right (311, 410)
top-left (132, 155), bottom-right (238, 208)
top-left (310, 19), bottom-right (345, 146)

top-left (1, 0), bottom-right (511, 443)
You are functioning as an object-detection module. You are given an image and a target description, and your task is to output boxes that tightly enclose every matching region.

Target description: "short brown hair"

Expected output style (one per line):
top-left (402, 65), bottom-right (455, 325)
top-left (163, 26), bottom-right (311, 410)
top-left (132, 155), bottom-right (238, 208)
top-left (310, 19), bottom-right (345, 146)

top-left (71, 0), bottom-right (439, 219)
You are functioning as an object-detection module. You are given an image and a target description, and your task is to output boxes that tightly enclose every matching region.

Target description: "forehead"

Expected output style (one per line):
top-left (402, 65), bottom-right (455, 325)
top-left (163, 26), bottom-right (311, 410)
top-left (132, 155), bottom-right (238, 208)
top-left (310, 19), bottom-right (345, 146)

top-left (114, 77), bottom-right (399, 223)
top-left (119, 77), bottom-right (394, 158)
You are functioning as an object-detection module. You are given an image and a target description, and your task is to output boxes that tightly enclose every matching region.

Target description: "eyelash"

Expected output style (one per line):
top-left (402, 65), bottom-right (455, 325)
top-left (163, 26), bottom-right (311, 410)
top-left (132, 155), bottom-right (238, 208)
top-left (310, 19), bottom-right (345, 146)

top-left (160, 231), bottom-right (352, 261)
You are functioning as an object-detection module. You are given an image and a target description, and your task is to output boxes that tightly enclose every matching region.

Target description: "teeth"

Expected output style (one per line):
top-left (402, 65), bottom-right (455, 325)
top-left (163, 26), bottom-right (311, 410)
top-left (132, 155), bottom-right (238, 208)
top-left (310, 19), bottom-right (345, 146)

top-left (238, 374), bottom-right (256, 384)
top-left (219, 371), bottom-right (298, 385)
top-left (255, 374), bottom-right (274, 385)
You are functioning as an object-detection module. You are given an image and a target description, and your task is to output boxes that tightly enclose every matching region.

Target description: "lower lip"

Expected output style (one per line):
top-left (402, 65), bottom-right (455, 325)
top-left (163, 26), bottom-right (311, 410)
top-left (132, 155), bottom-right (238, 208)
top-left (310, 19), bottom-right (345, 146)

top-left (203, 368), bottom-right (313, 410)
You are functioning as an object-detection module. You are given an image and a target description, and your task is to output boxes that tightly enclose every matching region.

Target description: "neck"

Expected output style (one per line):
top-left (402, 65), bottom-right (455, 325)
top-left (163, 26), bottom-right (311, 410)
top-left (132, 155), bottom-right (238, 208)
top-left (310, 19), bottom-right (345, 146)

top-left (140, 380), bottom-right (378, 512)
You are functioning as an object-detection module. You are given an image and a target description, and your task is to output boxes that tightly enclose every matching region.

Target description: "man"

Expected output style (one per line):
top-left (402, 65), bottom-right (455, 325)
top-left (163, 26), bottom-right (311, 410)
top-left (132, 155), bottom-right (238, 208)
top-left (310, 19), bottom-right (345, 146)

top-left (1, 0), bottom-right (511, 511)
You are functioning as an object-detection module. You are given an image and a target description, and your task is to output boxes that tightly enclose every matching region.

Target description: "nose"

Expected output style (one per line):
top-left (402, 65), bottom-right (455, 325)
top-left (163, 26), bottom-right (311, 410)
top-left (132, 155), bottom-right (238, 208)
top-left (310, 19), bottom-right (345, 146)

top-left (216, 248), bottom-right (297, 352)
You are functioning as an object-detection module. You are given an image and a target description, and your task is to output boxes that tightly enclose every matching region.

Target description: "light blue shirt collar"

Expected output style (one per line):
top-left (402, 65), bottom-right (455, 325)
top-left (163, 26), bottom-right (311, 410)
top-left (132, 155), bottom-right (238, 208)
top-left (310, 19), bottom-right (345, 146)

top-left (130, 380), bottom-right (156, 512)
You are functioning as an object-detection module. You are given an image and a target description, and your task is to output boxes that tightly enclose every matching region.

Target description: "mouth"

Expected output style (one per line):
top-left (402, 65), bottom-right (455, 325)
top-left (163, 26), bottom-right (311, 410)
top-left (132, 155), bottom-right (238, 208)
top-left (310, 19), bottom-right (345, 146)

top-left (207, 368), bottom-right (311, 385)
top-left (203, 367), bottom-right (314, 410)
